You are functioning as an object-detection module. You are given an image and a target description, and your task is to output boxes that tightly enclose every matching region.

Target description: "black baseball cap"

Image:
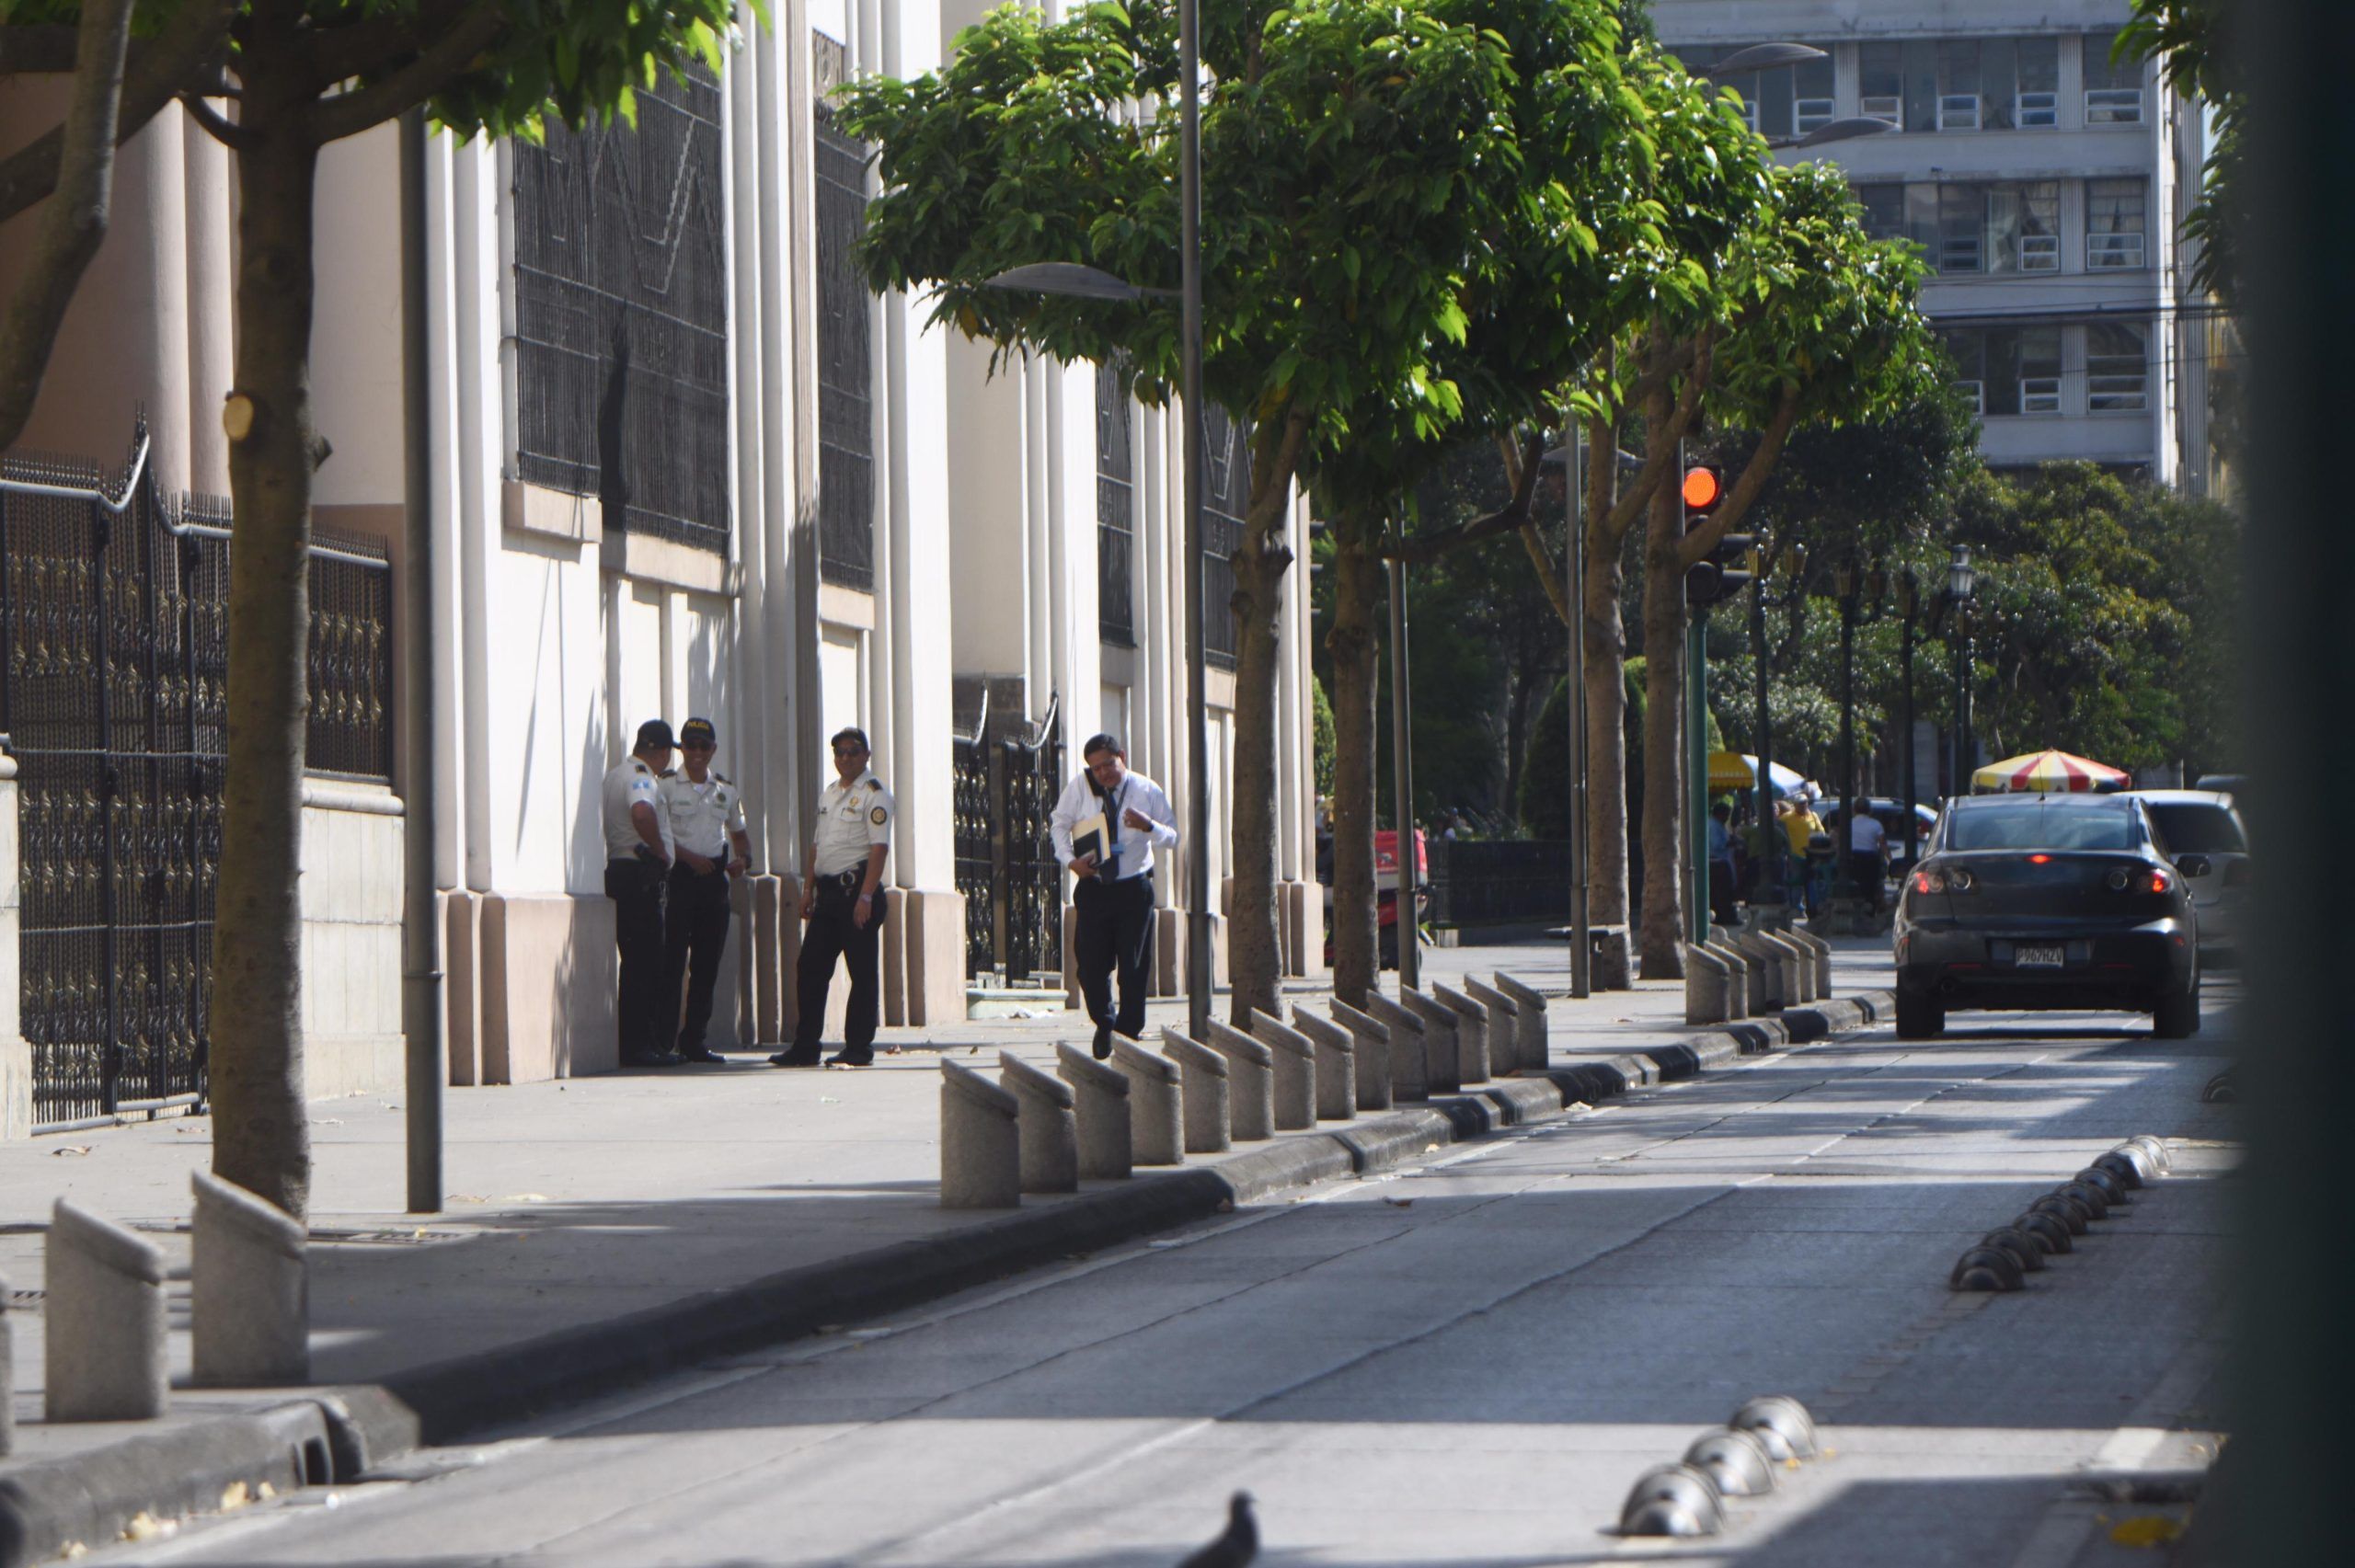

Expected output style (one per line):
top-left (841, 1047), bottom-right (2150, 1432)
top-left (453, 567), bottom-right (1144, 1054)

top-left (635, 719), bottom-right (676, 751)
top-left (679, 716), bottom-right (718, 749)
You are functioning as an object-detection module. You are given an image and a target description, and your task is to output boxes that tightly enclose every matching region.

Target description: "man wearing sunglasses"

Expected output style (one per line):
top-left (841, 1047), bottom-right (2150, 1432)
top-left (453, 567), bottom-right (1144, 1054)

top-left (772, 727), bottom-right (893, 1068)
top-left (661, 716), bottom-right (752, 1062)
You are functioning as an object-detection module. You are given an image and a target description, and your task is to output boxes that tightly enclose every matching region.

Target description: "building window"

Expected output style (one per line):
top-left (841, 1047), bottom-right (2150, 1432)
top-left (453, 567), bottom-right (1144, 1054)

top-left (814, 32), bottom-right (876, 591)
top-left (2084, 31), bottom-right (2145, 124)
top-left (1671, 43), bottom-right (1832, 141)
top-left (2086, 177), bottom-right (2150, 269)
top-left (1856, 184), bottom-right (1904, 244)
top-left (1927, 182), bottom-right (2061, 275)
top-left (2087, 321), bottom-right (2151, 411)
top-left (1936, 40), bottom-right (1983, 131)
top-left (1201, 405), bottom-right (1250, 671)
top-left (2016, 38), bottom-right (2062, 127)
top-left (1867, 38), bottom-right (2060, 132)
top-left (1944, 326), bottom-right (2062, 418)
top-left (1096, 364), bottom-right (1135, 648)
top-left (511, 63), bottom-right (731, 555)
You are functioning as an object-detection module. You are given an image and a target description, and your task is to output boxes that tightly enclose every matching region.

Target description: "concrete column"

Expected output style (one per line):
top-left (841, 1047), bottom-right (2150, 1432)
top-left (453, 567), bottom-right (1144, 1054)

top-left (1493, 973), bottom-right (1551, 1072)
top-left (1329, 1000), bottom-right (1392, 1110)
top-left (190, 1172), bottom-right (309, 1387)
top-left (0, 1268), bottom-right (12, 1455)
top-left (1289, 1007), bottom-right (1358, 1120)
top-left (939, 1061), bottom-right (1022, 1208)
top-left (1201, 1020), bottom-right (1276, 1140)
top-left (1159, 1028), bottom-right (1231, 1154)
top-left (1363, 993), bottom-right (1429, 1101)
top-left (1248, 1010), bottom-right (1316, 1130)
top-left (1055, 1041), bottom-right (1133, 1179)
top-left (999, 1051), bottom-right (1079, 1194)
top-left (182, 103), bottom-right (235, 496)
top-left (1400, 990), bottom-right (1463, 1094)
top-left (1052, 356), bottom-right (1102, 751)
top-left (1465, 978), bottom-right (1522, 1075)
top-left (1432, 983), bottom-right (1490, 1084)
top-left (45, 1200), bottom-right (167, 1422)
top-left (1109, 1035), bottom-right (1183, 1165)
top-left (0, 755), bottom-right (23, 1139)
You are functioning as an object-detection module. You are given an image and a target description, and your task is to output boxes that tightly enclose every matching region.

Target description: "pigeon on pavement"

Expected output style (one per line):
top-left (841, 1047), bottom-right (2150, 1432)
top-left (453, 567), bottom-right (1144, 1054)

top-left (1176, 1491), bottom-right (1257, 1568)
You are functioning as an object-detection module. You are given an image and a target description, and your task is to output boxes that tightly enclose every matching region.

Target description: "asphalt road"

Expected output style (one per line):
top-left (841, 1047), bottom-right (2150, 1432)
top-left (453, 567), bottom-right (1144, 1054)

top-left (110, 998), bottom-right (2237, 1568)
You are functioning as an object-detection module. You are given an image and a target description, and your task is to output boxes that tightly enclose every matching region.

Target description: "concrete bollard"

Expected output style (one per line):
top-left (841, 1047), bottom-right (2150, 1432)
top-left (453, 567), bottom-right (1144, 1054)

top-left (1160, 1028), bottom-right (1233, 1153)
top-left (1704, 940), bottom-right (1755, 1019)
top-left (1794, 927), bottom-right (1832, 996)
top-left (1431, 983), bottom-right (1492, 1083)
top-left (1493, 973), bottom-right (1551, 1071)
top-left (1109, 1035), bottom-right (1184, 1165)
top-left (1201, 1021), bottom-right (1276, 1141)
top-left (1400, 989), bottom-right (1464, 1094)
top-left (939, 1061), bottom-right (1024, 1208)
top-left (1684, 944), bottom-right (1735, 1025)
top-left (999, 1052), bottom-right (1080, 1194)
top-left (1709, 931), bottom-right (1763, 1016)
top-left (45, 1198), bottom-right (168, 1422)
top-left (1055, 1042), bottom-right (1134, 1180)
top-left (1249, 1010), bottom-right (1319, 1130)
top-left (1363, 993), bottom-right (1430, 1101)
top-left (1762, 930), bottom-right (1813, 1002)
top-left (1, 1268), bottom-right (13, 1457)
top-left (191, 1171), bottom-right (310, 1388)
top-left (1729, 933), bottom-right (1787, 1010)
top-left (1464, 978), bottom-right (1522, 1074)
top-left (1328, 1001), bottom-right (1394, 1110)
top-left (1290, 1007), bottom-right (1358, 1120)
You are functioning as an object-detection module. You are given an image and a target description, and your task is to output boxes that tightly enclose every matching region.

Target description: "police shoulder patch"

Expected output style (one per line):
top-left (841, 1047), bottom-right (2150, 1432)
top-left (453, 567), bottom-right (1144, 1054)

top-left (865, 778), bottom-right (881, 791)
top-left (870, 806), bottom-right (888, 825)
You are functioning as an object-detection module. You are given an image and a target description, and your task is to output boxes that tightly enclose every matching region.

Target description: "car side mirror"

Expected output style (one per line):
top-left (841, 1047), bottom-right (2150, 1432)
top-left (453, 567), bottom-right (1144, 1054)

top-left (2177, 854), bottom-right (2212, 878)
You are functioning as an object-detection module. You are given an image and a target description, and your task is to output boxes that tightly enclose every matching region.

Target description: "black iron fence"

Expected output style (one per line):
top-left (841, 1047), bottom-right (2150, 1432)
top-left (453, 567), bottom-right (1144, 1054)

top-left (952, 689), bottom-right (1063, 984)
top-left (1424, 839), bottom-right (1574, 928)
top-left (0, 424), bottom-right (394, 1129)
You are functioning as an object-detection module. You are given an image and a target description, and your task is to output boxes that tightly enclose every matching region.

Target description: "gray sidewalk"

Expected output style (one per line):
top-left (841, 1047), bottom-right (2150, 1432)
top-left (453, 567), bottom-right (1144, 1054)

top-left (0, 935), bottom-right (1891, 1523)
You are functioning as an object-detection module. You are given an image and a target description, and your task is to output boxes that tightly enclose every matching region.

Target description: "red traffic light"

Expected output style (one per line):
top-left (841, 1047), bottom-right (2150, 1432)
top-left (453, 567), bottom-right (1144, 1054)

top-left (1682, 464), bottom-right (1723, 512)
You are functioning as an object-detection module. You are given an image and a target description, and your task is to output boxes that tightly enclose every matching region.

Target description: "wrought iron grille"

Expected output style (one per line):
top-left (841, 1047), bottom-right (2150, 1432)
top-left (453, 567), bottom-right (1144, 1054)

top-left (511, 63), bottom-right (732, 555)
top-left (815, 52), bottom-right (877, 592)
top-left (1423, 839), bottom-right (1575, 927)
top-left (950, 688), bottom-right (1063, 983)
top-left (1, 425), bottom-right (394, 1129)
top-left (952, 688), bottom-right (995, 979)
top-left (1202, 404), bottom-right (1249, 670)
top-left (1096, 364), bottom-right (1135, 647)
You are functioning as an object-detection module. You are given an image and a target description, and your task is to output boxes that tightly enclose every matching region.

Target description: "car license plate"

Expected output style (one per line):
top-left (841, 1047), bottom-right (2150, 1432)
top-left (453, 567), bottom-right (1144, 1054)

top-left (2016, 944), bottom-right (2065, 968)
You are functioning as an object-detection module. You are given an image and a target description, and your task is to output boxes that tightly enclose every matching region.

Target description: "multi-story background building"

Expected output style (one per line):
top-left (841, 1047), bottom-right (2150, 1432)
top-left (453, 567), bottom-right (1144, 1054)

top-left (1656, 1), bottom-right (2224, 496)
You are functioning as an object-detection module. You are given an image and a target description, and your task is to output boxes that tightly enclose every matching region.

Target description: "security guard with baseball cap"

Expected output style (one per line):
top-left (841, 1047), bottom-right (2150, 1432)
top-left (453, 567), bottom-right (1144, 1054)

top-left (660, 716), bottom-right (752, 1062)
top-left (771, 726), bottom-right (893, 1067)
top-left (603, 718), bottom-right (679, 1067)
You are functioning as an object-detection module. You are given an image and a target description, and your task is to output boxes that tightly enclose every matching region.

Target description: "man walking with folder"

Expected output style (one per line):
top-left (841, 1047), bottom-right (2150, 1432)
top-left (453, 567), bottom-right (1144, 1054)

top-left (1051, 733), bottom-right (1179, 1059)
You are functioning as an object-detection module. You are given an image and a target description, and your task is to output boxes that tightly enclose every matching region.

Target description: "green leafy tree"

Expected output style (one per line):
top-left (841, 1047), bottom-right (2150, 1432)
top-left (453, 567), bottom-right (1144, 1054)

top-left (840, 0), bottom-right (1614, 1018)
top-left (2120, 0), bottom-right (2237, 307)
top-left (1, 0), bottom-right (746, 1218)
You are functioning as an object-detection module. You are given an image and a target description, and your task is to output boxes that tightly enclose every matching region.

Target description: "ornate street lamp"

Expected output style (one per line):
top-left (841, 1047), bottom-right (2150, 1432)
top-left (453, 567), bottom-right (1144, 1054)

top-left (1946, 545), bottom-right (1978, 795)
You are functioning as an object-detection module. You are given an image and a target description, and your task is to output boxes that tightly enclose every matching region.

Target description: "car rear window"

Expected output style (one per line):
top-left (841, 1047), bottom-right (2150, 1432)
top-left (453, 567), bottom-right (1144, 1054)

top-left (2145, 803), bottom-right (2248, 854)
top-left (1947, 803), bottom-right (2139, 852)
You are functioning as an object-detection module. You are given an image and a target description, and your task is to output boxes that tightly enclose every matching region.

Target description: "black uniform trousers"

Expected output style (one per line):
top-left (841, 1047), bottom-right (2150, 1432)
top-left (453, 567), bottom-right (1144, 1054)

top-left (795, 872), bottom-right (885, 1059)
top-left (663, 860), bottom-right (733, 1052)
top-left (1074, 872), bottom-right (1156, 1041)
top-left (605, 856), bottom-right (669, 1061)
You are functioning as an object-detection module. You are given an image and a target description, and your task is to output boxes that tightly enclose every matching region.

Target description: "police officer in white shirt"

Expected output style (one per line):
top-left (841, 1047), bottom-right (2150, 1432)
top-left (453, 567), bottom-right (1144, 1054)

top-left (1050, 732), bottom-right (1178, 1058)
top-left (602, 719), bottom-right (680, 1068)
top-left (660, 716), bottom-right (752, 1063)
top-left (771, 727), bottom-right (894, 1068)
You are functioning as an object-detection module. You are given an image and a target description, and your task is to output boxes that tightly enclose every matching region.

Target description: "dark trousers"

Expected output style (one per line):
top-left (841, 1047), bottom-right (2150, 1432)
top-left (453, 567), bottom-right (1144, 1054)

top-left (1847, 852), bottom-right (1886, 912)
top-left (1074, 873), bottom-right (1156, 1040)
top-left (796, 875), bottom-right (884, 1058)
top-left (1708, 857), bottom-right (1740, 928)
top-left (663, 861), bottom-right (732, 1051)
top-left (605, 857), bottom-right (668, 1060)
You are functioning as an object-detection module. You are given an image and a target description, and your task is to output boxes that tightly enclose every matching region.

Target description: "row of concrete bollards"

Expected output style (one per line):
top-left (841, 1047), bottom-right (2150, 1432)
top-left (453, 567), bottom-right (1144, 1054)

top-left (0, 1173), bottom-right (308, 1457)
top-left (1950, 1137), bottom-right (2169, 1291)
top-left (1619, 1395), bottom-right (1823, 1537)
top-left (1685, 924), bottom-right (1833, 1025)
top-left (937, 973), bottom-right (1557, 1209)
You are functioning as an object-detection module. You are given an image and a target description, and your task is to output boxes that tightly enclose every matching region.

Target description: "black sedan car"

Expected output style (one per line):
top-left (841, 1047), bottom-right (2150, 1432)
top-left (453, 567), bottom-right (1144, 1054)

top-left (1893, 793), bottom-right (2210, 1040)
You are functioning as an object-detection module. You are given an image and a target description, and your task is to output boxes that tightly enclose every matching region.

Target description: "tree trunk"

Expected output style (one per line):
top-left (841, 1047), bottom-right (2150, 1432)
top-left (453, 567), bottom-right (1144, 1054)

top-left (1226, 538), bottom-right (1287, 1025)
top-left (1325, 523), bottom-right (1384, 1007)
top-left (211, 74), bottom-right (317, 1219)
top-left (1638, 473), bottom-right (1688, 979)
top-left (1581, 505), bottom-right (1631, 937)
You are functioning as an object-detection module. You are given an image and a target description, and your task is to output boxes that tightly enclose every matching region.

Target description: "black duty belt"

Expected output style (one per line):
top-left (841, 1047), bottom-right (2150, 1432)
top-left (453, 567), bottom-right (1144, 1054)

top-left (822, 869), bottom-right (863, 891)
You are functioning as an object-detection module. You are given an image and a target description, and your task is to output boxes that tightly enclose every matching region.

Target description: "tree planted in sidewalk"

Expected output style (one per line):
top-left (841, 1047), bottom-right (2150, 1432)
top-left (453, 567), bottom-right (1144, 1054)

top-left (838, 0), bottom-right (1563, 1021)
top-left (2, 0), bottom-right (748, 1220)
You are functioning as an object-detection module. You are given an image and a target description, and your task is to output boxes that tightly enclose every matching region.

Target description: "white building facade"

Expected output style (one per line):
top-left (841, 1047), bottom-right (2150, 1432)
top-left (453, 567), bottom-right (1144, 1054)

top-left (0, 0), bottom-right (1321, 1128)
top-left (1655, 0), bottom-right (2221, 494)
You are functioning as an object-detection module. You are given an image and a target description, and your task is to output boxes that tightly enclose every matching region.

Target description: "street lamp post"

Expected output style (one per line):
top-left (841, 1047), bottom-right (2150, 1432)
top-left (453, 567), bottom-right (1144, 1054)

top-left (1834, 559), bottom-right (1860, 905)
top-left (1947, 545), bottom-right (1978, 795)
top-left (1749, 543), bottom-right (1803, 920)
top-left (1897, 567), bottom-right (1921, 871)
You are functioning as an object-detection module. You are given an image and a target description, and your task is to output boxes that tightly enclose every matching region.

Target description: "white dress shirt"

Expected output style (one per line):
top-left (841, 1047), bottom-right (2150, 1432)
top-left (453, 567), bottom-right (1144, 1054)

top-left (812, 769), bottom-right (895, 876)
top-left (1050, 768), bottom-right (1178, 882)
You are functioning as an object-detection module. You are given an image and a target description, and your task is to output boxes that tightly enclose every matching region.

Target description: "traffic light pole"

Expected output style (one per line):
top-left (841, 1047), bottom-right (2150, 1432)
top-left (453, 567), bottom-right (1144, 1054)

top-left (1688, 612), bottom-right (1710, 945)
top-left (1751, 578), bottom-right (1778, 919)
top-left (1566, 427), bottom-right (1591, 997)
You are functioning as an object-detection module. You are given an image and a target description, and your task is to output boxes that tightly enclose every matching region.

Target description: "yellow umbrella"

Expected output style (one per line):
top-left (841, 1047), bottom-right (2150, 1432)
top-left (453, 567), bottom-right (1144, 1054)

top-left (1971, 749), bottom-right (2131, 793)
top-left (1707, 752), bottom-right (1806, 795)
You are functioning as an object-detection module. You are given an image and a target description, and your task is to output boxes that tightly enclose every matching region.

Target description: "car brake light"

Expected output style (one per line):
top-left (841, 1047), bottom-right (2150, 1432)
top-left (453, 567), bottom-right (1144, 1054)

top-left (1912, 869), bottom-right (1942, 894)
top-left (2147, 867), bottom-right (2173, 894)
top-left (2028, 853), bottom-right (2052, 864)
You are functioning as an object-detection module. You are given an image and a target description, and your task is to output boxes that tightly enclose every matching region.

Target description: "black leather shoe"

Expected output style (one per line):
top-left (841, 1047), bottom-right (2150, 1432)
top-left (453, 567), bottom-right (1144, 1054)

top-left (1092, 1023), bottom-right (1113, 1060)
top-left (768, 1049), bottom-right (820, 1068)
top-left (678, 1047), bottom-right (727, 1063)
top-left (823, 1049), bottom-right (874, 1068)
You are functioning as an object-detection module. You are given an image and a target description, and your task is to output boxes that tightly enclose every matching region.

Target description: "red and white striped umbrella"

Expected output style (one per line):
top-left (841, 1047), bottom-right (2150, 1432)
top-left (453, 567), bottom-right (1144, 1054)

top-left (1970, 749), bottom-right (2132, 794)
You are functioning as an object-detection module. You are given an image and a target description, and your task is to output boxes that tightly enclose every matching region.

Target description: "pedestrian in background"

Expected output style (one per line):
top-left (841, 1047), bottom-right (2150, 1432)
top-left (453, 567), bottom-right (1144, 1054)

top-left (1051, 733), bottom-right (1178, 1059)
top-left (603, 719), bottom-right (679, 1068)
top-left (772, 727), bottom-right (892, 1068)
top-left (661, 716), bottom-right (751, 1063)
top-left (1847, 805), bottom-right (1889, 913)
